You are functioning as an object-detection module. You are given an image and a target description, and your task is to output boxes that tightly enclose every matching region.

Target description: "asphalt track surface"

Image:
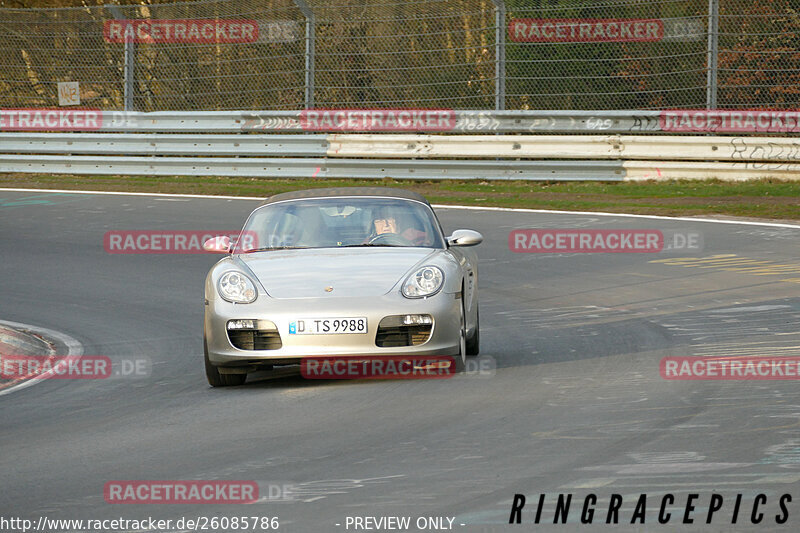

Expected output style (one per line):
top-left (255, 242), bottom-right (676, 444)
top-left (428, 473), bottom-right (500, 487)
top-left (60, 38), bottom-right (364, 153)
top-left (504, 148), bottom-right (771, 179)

top-left (1, 189), bottom-right (800, 533)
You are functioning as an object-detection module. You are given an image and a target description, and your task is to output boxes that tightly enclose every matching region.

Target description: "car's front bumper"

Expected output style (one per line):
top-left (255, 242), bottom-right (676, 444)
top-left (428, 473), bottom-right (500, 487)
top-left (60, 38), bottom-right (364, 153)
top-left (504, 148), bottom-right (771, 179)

top-left (204, 291), bottom-right (461, 367)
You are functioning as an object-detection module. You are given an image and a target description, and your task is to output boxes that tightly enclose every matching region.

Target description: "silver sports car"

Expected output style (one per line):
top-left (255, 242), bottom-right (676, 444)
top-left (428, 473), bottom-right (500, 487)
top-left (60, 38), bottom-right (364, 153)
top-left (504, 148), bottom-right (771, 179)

top-left (202, 187), bottom-right (482, 386)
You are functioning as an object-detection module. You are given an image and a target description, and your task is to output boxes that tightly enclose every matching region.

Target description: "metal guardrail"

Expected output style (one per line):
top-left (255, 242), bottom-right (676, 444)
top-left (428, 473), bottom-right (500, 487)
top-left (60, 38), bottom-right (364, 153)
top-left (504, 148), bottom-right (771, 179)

top-left (623, 161), bottom-right (800, 181)
top-left (0, 155), bottom-right (625, 181)
top-left (0, 133), bottom-right (329, 157)
top-left (7, 133), bottom-right (799, 163)
top-left (50, 109), bottom-right (661, 133)
top-left (0, 121), bottom-right (798, 181)
top-left (2, 109), bottom-right (799, 134)
top-left (329, 135), bottom-right (800, 162)
top-left (237, 110), bottom-right (664, 134)
top-left (3, 152), bottom-right (797, 181)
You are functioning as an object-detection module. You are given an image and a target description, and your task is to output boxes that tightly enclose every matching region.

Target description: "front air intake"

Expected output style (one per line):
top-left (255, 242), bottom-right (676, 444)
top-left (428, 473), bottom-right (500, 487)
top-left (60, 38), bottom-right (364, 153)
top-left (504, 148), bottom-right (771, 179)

top-left (375, 315), bottom-right (433, 347)
top-left (227, 320), bottom-right (282, 350)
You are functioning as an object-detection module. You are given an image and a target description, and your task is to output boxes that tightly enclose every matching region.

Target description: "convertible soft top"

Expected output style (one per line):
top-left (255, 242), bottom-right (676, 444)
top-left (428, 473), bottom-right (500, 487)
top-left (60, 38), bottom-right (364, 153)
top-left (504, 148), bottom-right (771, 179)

top-left (259, 187), bottom-right (431, 207)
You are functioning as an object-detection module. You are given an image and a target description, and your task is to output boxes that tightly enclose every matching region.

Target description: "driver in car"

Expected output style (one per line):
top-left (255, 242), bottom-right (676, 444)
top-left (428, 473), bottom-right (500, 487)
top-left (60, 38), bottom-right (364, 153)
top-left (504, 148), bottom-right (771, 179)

top-left (373, 214), bottom-right (398, 237)
top-left (367, 208), bottom-right (429, 245)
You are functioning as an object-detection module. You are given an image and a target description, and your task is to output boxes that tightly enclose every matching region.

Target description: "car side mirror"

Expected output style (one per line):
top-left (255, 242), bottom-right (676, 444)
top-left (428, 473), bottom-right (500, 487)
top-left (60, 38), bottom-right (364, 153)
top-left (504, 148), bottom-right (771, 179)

top-left (447, 229), bottom-right (483, 247)
top-left (203, 236), bottom-right (232, 253)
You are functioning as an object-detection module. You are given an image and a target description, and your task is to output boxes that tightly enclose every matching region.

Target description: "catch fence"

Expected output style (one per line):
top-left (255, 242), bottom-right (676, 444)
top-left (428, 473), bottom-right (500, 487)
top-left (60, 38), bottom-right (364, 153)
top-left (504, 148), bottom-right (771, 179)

top-left (0, 0), bottom-right (797, 111)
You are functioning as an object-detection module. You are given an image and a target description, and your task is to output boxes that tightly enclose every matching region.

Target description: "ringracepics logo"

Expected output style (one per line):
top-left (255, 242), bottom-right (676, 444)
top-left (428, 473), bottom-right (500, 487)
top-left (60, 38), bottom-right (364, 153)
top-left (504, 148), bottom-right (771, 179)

top-left (103, 19), bottom-right (259, 44)
top-left (509, 492), bottom-right (792, 525)
top-left (508, 229), bottom-right (702, 254)
top-left (104, 481), bottom-right (258, 504)
top-left (103, 230), bottom-right (257, 254)
top-left (301, 356), bottom-right (456, 379)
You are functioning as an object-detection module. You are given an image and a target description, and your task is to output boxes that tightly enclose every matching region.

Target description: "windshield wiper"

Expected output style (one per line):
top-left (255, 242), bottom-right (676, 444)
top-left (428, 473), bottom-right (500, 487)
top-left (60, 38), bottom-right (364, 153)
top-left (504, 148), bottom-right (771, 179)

top-left (340, 243), bottom-right (397, 247)
top-left (241, 246), bottom-right (310, 253)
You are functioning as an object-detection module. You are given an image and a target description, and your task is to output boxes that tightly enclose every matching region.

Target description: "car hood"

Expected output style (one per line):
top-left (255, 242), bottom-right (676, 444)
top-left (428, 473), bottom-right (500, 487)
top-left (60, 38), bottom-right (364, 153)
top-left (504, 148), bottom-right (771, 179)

top-left (235, 247), bottom-right (438, 299)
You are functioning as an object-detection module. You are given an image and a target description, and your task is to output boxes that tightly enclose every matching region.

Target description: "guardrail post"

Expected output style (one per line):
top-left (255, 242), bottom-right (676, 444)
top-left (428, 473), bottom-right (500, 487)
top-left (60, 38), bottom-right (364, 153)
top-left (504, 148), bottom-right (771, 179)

top-left (706, 0), bottom-right (719, 109)
top-left (106, 5), bottom-right (135, 111)
top-left (293, 0), bottom-right (315, 109)
top-left (491, 0), bottom-right (506, 111)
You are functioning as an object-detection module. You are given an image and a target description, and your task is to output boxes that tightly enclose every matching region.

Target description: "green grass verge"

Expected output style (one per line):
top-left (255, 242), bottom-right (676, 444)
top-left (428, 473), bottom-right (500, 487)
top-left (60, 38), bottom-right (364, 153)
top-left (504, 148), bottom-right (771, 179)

top-left (2, 173), bottom-right (799, 221)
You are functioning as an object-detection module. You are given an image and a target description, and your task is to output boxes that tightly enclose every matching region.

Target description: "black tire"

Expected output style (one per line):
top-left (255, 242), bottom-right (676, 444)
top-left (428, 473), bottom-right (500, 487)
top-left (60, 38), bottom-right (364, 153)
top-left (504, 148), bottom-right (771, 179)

top-left (454, 295), bottom-right (467, 373)
top-left (466, 306), bottom-right (480, 356)
top-left (205, 334), bottom-right (246, 387)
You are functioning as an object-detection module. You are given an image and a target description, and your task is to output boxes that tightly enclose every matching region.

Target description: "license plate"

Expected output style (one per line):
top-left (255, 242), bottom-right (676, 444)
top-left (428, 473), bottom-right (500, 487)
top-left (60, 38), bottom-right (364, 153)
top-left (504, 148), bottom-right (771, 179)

top-left (289, 317), bottom-right (368, 335)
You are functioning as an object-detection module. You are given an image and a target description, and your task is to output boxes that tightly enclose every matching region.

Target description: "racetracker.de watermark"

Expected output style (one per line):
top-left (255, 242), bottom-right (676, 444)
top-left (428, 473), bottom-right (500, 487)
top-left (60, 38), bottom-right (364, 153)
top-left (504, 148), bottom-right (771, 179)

top-left (299, 109), bottom-right (456, 131)
top-left (103, 19), bottom-right (259, 44)
top-left (302, 356), bottom-right (455, 379)
top-left (509, 18), bottom-right (664, 42)
top-left (104, 230), bottom-right (257, 254)
top-left (660, 109), bottom-right (800, 133)
top-left (0, 109), bottom-right (102, 131)
top-left (300, 355), bottom-right (496, 379)
top-left (104, 481), bottom-right (258, 504)
top-left (661, 356), bottom-right (800, 380)
top-left (0, 355), bottom-right (151, 380)
top-left (509, 229), bottom-right (702, 253)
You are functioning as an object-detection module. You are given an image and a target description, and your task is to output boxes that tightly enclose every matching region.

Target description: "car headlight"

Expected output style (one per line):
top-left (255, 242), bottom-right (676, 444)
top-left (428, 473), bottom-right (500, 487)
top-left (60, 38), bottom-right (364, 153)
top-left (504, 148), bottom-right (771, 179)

top-left (402, 266), bottom-right (444, 298)
top-left (218, 271), bottom-right (258, 303)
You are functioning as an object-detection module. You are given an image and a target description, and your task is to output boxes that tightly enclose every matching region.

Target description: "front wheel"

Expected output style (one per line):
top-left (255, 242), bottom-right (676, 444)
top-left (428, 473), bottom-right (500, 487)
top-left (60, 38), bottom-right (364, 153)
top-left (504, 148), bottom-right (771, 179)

top-left (466, 306), bottom-right (479, 356)
top-left (454, 296), bottom-right (467, 373)
top-left (205, 334), bottom-right (246, 387)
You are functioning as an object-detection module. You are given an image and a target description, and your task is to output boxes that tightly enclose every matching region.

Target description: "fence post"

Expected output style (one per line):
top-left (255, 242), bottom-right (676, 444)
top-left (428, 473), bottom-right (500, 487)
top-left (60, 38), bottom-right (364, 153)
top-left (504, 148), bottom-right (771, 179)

top-left (491, 0), bottom-right (506, 111)
top-left (706, 0), bottom-right (719, 109)
top-left (293, 0), bottom-right (315, 109)
top-left (106, 5), bottom-right (135, 111)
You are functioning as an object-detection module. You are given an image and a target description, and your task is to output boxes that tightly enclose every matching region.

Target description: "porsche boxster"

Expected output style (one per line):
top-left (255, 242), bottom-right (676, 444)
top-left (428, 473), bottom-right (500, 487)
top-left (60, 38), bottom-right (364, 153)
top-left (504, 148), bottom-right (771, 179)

top-left (202, 187), bottom-right (481, 386)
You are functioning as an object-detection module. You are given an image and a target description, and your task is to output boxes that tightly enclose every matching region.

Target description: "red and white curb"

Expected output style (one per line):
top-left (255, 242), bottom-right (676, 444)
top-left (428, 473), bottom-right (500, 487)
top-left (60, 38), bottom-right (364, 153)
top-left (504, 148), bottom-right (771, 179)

top-left (0, 319), bottom-right (83, 396)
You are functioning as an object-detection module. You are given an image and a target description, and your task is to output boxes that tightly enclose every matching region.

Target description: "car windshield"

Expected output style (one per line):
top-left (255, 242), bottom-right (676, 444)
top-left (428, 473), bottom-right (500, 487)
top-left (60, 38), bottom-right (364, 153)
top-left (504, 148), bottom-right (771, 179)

top-left (235, 197), bottom-right (444, 252)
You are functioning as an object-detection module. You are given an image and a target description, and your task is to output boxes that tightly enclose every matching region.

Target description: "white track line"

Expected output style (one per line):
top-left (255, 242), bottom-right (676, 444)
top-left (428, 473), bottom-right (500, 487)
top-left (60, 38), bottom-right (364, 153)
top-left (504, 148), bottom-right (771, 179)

top-left (431, 205), bottom-right (800, 230)
top-left (0, 319), bottom-right (84, 397)
top-left (1, 187), bottom-right (799, 229)
top-left (0, 187), bottom-right (263, 201)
